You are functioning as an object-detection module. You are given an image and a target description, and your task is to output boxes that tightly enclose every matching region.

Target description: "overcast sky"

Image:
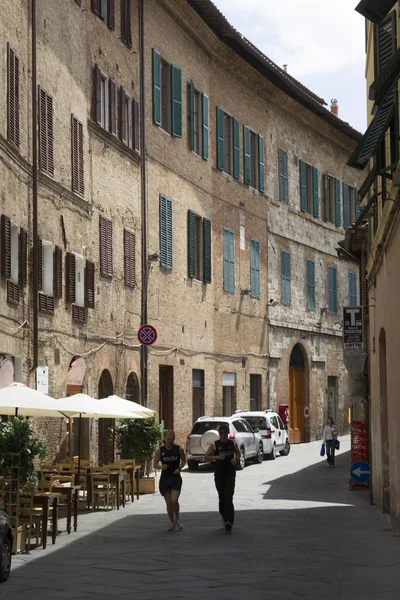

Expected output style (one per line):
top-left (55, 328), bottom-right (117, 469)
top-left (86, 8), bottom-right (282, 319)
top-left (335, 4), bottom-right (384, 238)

top-left (213, 0), bottom-right (367, 133)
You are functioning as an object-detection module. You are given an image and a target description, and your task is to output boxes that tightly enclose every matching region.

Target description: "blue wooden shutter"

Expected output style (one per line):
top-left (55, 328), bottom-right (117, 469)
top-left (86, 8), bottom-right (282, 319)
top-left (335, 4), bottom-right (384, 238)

top-left (223, 228), bottom-right (235, 292)
top-left (189, 81), bottom-right (195, 151)
top-left (343, 183), bottom-right (349, 228)
top-left (278, 149), bottom-right (288, 202)
top-left (188, 210), bottom-right (196, 278)
top-left (243, 125), bottom-right (251, 185)
top-left (335, 178), bottom-right (341, 227)
top-left (280, 250), bottom-right (291, 305)
top-left (203, 218), bottom-right (211, 283)
top-left (355, 188), bottom-right (360, 221)
top-left (299, 160), bottom-right (306, 211)
top-left (328, 266), bottom-right (337, 313)
top-left (324, 174), bottom-right (329, 221)
top-left (250, 238), bottom-right (260, 299)
top-left (258, 134), bottom-right (264, 193)
top-left (312, 167), bottom-right (319, 218)
top-left (159, 195), bottom-right (172, 270)
top-left (306, 259), bottom-right (315, 310)
top-left (216, 107), bottom-right (224, 170)
top-left (171, 65), bottom-right (182, 137)
top-left (232, 117), bottom-right (240, 179)
top-left (152, 49), bottom-right (161, 126)
top-left (201, 93), bottom-right (209, 160)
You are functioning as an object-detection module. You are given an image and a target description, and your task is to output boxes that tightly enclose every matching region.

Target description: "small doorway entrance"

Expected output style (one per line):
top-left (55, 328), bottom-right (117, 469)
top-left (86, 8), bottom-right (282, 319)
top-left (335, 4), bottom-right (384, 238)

top-left (250, 374), bottom-right (262, 411)
top-left (159, 366), bottom-right (174, 430)
top-left (192, 369), bottom-right (205, 423)
top-left (98, 369), bottom-right (114, 465)
top-left (222, 372), bottom-right (236, 415)
top-left (289, 344), bottom-right (306, 443)
top-left (125, 372), bottom-right (140, 403)
top-left (327, 376), bottom-right (338, 423)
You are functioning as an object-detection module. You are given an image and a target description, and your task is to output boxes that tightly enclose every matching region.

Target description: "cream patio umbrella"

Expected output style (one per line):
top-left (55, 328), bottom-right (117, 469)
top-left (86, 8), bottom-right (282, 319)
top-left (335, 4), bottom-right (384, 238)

top-left (0, 383), bottom-right (76, 418)
top-left (101, 395), bottom-right (155, 418)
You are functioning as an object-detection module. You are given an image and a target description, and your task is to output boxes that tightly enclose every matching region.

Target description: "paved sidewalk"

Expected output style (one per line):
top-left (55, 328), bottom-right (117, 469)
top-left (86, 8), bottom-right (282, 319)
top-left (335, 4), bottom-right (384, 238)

top-left (4, 436), bottom-right (400, 599)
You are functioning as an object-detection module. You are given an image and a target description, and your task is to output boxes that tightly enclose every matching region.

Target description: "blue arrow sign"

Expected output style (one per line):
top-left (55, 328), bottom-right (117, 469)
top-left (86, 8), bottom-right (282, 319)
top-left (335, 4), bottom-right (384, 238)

top-left (350, 461), bottom-right (370, 483)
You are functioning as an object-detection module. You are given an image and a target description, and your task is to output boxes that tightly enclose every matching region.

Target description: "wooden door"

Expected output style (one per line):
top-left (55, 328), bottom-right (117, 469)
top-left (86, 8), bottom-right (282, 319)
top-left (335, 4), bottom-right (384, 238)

top-left (159, 366), bottom-right (174, 430)
top-left (289, 367), bottom-right (305, 443)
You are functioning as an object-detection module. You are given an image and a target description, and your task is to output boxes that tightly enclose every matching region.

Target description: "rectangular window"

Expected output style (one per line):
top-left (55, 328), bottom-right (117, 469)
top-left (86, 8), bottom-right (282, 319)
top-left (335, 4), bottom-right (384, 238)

top-left (193, 88), bottom-right (200, 155)
top-left (66, 253), bottom-right (94, 323)
top-left (1, 216), bottom-right (27, 304)
top-left (280, 250), bottom-right (291, 305)
top-left (160, 59), bottom-right (169, 132)
top-left (188, 211), bottom-right (211, 283)
top-left (192, 369), bottom-right (205, 423)
top-left (250, 374), bottom-right (262, 412)
top-left (120, 0), bottom-right (132, 48)
top-left (99, 216), bottom-right (113, 277)
top-left (223, 228), bottom-right (235, 292)
top-left (306, 259), bottom-right (315, 311)
top-left (119, 89), bottom-right (140, 152)
top-left (250, 238), bottom-right (260, 299)
top-left (328, 266), bottom-right (338, 314)
top-left (244, 126), bottom-right (264, 192)
top-left (38, 87), bottom-right (54, 176)
top-left (124, 229), bottom-right (135, 288)
top-left (38, 241), bottom-right (62, 314)
top-left (324, 175), bottom-right (335, 224)
top-left (91, 0), bottom-right (115, 29)
top-left (72, 116), bottom-right (84, 197)
top-left (216, 108), bottom-right (239, 178)
top-left (160, 195), bottom-right (173, 271)
top-left (343, 184), bottom-right (359, 227)
top-left (348, 271), bottom-right (357, 306)
top-left (94, 65), bottom-right (116, 135)
top-left (224, 113), bottom-right (232, 174)
top-left (278, 148), bottom-right (288, 202)
top-left (189, 84), bottom-right (209, 160)
top-left (152, 50), bottom-right (182, 137)
top-left (7, 44), bottom-right (19, 148)
top-left (299, 161), bottom-right (319, 217)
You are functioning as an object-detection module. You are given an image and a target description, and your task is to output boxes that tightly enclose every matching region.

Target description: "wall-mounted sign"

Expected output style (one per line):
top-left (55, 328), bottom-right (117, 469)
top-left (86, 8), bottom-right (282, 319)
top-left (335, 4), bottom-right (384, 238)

top-left (343, 307), bottom-right (364, 353)
top-left (36, 366), bottom-right (49, 394)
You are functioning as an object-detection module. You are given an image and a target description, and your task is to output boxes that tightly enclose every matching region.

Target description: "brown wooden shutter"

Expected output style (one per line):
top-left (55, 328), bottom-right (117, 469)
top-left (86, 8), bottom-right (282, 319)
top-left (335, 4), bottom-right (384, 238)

top-left (1, 215), bottom-right (12, 279)
top-left (47, 94), bottom-right (54, 175)
top-left (7, 281), bottom-right (20, 305)
top-left (107, 0), bottom-right (115, 30)
top-left (91, 0), bottom-right (101, 15)
top-left (7, 44), bottom-right (19, 148)
top-left (99, 216), bottom-right (107, 276)
top-left (133, 99), bottom-right (140, 153)
top-left (121, 0), bottom-right (132, 48)
top-left (124, 229), bottom-right (135, 288)
top-left (37, 238), bottom-right (43, 291)
top-left (94, 65), bottom-right (102, 125)
top-left (39, 87), bottom-right (47, 172)
top-left (19, 228), bottom-right (28, 288)
top-left (72, 116), bottom-right (84, 197)
top-left (109, 78), bottom-right (117, 135)
top-left (78, 120), bottom-right (84, 196)
top-left (85, 260), bottom-right (95, 308)
top-left (120, 87), bottom-right (127, 143)
top-left (106, 219), bottom-right (113, 276)
top-left (66, 252), bottom-right (76, 303)
top-left (72, 304), bottom-right (86, 324)
top-left (54, 246), bottom-right (63, 298)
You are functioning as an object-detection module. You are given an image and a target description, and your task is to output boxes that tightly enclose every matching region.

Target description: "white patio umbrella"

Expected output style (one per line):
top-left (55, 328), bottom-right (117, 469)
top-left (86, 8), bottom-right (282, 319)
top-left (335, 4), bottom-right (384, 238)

top-left (102, 395), bottom-right (155, 418)
top-left (0, 383), bottom-right (75, 418)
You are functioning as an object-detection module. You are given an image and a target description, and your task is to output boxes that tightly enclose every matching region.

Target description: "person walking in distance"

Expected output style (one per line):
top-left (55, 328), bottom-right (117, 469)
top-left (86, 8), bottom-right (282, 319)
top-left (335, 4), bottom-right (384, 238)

top-left (204, 424), bottom-right (240, 533)
top-left (323, 417), bottom-right (338, 467)
top-left (153, 430), bottom-right (186, 531)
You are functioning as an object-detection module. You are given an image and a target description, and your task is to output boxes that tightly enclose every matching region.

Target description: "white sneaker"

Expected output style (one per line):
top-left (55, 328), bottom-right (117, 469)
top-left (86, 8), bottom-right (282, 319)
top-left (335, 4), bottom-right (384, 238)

top-left (175, 519), bottom-right (184, 531)
top-left (168, 521), bottom-right (175, 531)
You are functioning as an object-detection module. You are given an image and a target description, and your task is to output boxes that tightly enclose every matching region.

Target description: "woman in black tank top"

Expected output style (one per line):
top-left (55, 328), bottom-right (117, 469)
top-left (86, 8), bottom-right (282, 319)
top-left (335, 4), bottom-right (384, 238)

top-left (154, 430), bottom-right (186, 531)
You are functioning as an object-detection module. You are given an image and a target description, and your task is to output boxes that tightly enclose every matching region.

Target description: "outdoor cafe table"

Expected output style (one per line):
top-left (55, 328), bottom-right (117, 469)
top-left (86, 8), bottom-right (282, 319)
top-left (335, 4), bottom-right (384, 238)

top-left (52, 484), bottom-right (80, 533)
top-left (21, 491), bottom-right (62, 549)
top-left (86, 470), bottom-right (127, 511)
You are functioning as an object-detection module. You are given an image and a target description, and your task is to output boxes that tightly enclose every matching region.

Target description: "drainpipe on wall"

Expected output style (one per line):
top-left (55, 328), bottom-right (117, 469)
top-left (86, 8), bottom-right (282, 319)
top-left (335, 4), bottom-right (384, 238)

top-left (139, 0), bottom-right (148, 407)
top-left (31, 0), bottom-right (39, 378)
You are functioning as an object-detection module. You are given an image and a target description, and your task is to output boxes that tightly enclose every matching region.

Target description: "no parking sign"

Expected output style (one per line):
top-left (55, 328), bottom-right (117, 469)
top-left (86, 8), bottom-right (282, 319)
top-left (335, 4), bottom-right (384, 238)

top-left (138, 325), bottom-right (158, 346)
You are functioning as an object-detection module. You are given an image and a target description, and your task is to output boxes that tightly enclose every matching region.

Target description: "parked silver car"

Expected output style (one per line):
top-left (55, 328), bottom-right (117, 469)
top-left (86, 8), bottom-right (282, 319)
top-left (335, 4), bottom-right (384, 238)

top-left (235, 410), bottom-right (290, 460)
top-left (186, 416), bottom-right (264, 470)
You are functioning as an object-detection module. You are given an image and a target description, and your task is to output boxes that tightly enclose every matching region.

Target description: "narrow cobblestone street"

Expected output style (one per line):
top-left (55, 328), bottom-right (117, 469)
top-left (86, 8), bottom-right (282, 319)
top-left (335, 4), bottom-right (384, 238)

top-left (5, 436), bottom-right (400, 599)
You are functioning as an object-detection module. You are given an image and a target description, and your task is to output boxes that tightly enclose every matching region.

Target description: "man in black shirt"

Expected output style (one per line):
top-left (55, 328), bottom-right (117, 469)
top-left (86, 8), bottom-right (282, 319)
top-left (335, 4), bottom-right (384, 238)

top-left (204, 424), bottom-right (240, 533)
top-left (154, 430), bottom-right (186, 531)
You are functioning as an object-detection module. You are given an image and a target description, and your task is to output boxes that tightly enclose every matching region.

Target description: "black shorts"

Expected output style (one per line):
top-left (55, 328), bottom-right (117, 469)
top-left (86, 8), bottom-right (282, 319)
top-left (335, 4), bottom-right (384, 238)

top-left (159, 475), bottom-right (183, 497)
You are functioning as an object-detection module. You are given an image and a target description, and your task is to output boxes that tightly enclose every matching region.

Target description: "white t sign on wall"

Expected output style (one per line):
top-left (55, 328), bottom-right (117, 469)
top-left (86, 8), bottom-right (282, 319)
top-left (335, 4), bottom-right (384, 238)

top-left (36, 366), bottom-right (49, 394)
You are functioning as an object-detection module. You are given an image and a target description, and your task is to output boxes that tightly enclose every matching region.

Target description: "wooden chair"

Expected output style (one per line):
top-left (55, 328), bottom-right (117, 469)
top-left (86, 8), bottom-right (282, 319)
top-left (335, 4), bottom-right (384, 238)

top-left (16, 494), bottom-right (44, 550)
top-left (115, 460), bottom-right (135, 502)
top-left (91, 469), bottom-right (117, 511)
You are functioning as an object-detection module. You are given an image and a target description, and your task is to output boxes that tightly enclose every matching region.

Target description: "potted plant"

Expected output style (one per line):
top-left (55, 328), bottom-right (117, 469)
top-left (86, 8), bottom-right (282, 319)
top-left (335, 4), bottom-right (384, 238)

top-left (0, 417), bottom-right (47, 489)
top-left (114, 417), bottom-right (163, 493)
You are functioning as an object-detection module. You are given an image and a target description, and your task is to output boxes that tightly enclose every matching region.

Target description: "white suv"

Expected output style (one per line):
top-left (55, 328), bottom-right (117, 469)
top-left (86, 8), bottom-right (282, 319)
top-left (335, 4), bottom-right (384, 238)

top-left (186, 416), bottom-right (264, 471)
top-left (234, 410), bottom-right (290, 460)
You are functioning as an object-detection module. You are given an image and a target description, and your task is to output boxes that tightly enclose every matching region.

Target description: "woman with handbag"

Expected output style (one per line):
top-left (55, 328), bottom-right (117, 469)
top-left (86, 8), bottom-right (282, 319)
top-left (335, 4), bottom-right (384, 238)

top-left (323, 417), bottom-right (338, 467)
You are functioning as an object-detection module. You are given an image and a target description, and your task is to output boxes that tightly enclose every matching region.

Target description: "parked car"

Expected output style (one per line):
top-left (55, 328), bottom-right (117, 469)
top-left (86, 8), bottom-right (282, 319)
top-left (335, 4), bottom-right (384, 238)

top-left (234, 410), bottom-right (290, 460)
top-left (0, 500), bottom-right (12, 583)
top-left (186, 416), bottom-right (264, 470)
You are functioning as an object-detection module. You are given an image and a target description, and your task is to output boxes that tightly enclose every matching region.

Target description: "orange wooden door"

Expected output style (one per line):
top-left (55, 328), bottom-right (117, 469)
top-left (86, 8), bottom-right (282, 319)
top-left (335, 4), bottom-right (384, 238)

top-left (289, 367), bottom-right (304, 443)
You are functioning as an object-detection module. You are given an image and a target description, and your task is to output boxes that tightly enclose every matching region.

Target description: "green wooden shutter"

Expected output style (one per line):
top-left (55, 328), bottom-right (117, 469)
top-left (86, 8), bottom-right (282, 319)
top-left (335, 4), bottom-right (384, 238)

top-left (348, 271), bottom-right (357, 306)
top-left (152, 49), bottom-right (161, 126)
top-left (335, 178), bottom-right (341, 227)
top-left (343, 183), bottom-right (350, 228)
top-left (201, 93), bottom-right (209, 160)
top-left (312, 166), bottom-right (319, 218)
top-left (324, 174), bottom-right (329, 221)
top-left (250, 238), bottom-right (260, 299)
top-left (306, 259), bottom-right (315, 310)
top-left (216, 107), bottom-right (224, 170)
top-left (223, 228), bottom-right (235, 292)
top-left (160, 195), bottom-right (172, 271)
top-left (299, 160), bottom-right (306, 211)
top-left (188, 210), bottom-right (196, 278)
top-left (278, 149), bottom-right (288, 202)
top-left (232, 117), bottom-right (240, 179)
top-left (171, 65), bottom-right (182, 138)
top-left (258, 135), bottom-right (264, 193)
top-left (280, 250), bottom-right (291, 305)
top-left (328, 266), bottom-right (337, 314)
top-left (355, 188), bottom-right (360, 220)
top-left (243, 125), bottom-right (250, 185)
top-left (189, 81), bottom-right (195, 151)
top-left (203, 218), bottom-right (211, 283)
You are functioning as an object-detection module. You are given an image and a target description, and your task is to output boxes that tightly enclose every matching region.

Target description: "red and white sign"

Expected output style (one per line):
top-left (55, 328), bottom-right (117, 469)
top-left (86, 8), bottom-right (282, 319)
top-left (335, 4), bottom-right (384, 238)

top-left (138, 325), bottom-right (158, 346)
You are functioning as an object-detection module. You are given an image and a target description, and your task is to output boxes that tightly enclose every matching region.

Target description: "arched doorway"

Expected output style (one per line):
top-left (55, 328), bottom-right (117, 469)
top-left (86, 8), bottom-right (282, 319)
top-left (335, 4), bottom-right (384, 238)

top-left (98, 369), bottom-right (114, 465)
top-left (379, 329), bottom-right (390, 514)
top-left (289, 344), bottom-right (307, 443)
top-left (125, 372), bottom-right (140, 403)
